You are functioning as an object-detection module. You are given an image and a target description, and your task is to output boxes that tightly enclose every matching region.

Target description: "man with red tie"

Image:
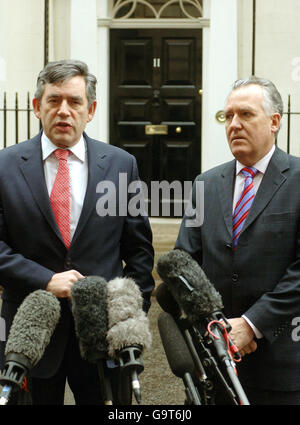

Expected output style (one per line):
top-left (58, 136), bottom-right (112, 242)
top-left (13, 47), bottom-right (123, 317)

top-left (0, 60), bottom-right (154, 404)
top-left (175, 77), bottom-right (300, 404)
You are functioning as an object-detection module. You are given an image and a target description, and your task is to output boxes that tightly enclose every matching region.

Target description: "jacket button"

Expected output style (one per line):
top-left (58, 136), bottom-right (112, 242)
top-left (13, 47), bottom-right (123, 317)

top-left (232, 273), bottom-right (239, 283)
top-left (65, 258), bottom-right (72, 269)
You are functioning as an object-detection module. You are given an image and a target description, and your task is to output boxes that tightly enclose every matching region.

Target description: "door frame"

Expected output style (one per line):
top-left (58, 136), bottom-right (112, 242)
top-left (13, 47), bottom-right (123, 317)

top-left (97, 0), bottom-right (239, 171)
top-left (97, 12), bottom-right (208, 146)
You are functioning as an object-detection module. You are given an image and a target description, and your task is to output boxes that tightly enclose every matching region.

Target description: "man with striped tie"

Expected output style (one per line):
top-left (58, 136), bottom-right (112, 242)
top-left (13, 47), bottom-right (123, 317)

top-left (175, 77), bottom-right (300, 404)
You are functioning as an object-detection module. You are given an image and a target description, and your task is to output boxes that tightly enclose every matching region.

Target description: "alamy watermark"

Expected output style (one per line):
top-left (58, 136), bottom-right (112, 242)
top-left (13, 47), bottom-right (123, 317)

top-left (291, 317), bottom-right (300, 341)
top-left (95, 173), bottom-right (204, 227)
top-left (0, 317), bottom-right (5, 342)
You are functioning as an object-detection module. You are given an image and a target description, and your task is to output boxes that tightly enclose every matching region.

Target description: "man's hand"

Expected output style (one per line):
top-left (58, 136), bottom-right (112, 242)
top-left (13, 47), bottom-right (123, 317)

top-left (228, 317), bottom-right (257, 357)
top-left (46, 270), bottom-right (84, 299)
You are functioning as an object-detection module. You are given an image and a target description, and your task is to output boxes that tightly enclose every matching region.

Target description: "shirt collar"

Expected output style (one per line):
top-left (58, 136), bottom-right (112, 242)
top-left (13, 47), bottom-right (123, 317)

top-left (236, 144), bottom-right (276, 176)
top-left (41, 131), bottom-right (86, 162)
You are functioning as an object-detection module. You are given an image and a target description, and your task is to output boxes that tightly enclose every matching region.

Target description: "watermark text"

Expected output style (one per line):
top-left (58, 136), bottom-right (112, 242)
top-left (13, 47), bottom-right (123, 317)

top-left (95, 174), bottom-right (204, 227)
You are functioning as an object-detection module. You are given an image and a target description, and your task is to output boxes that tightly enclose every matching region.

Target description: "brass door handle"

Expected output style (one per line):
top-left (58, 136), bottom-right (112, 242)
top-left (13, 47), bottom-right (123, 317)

top-left (175, 126), bottom-right (182, 134)
top-left (145, 124), bottom-right (168, 135)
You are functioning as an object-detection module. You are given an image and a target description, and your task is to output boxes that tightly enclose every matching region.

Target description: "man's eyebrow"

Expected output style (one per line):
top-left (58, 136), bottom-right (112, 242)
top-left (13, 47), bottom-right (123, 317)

top-left (225, 106), bottom-right (256, 114)
top-left (45, 94), bottom-right (83, 102)
top-left (46, 94), bottom-right (61, 99)
top-left (70, 95), bottom-right (84, 102)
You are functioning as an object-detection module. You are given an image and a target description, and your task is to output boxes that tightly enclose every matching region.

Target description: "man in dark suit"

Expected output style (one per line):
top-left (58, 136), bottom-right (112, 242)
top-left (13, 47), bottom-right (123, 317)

top-left (175, 77), bottom-right (300, 404)
top-left (0, 60), bottom-right (154, 404)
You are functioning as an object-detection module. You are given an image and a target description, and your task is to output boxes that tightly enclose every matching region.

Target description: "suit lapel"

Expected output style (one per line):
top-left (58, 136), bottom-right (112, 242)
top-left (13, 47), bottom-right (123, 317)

top-left (18, 133), bottom-right (61, 239)
top-left (70, 134), bottom-right (110, 246)
top-left (216, 160), bottom-right (236, 238)
top-left (241, 147), bottom-right (289, 234)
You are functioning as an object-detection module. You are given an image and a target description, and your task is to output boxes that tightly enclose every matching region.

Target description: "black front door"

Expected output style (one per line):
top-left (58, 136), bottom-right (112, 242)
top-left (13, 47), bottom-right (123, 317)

top-left (110, 28), bottom-right (202, 217)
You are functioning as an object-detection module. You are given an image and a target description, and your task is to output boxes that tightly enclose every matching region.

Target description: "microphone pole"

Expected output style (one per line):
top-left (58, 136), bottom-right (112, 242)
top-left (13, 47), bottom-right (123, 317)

top-left (206, 320), bottom-right (249, 405)
top-left (97, 361), bottom-right (113, 405)
top-left (178, 274), bottom-right (249, 405)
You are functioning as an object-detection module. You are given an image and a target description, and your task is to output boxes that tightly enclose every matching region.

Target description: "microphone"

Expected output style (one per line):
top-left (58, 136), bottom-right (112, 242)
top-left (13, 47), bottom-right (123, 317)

top-left (71, 276), bottom-right (112, 404)
top-left (0, 290), bottom-right (61, 405)
top-left (158, 311), bottom-right (201, 404)
top-left (156, 249), bottom-right (239, 358)
top-left (157, 249), bottom-right (249, 405)
top-left (71, 276), bottom-right (108, 362)
top-left (106, 277), bottom-right (152, 404)
top-left (155, 282), bottom-right (181, 319)
top-left (157, 249), bottom-right (223, 322)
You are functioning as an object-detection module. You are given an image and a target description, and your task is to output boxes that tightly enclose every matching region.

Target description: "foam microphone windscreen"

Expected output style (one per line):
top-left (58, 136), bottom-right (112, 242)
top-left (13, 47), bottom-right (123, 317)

top-left (5, 290), bottom-right (61, 367)
top-left (155, 282), bottom-right (181, 319)
top-left (71, 276), bottom-right (108, 362)
top-left (157, 249), bottom-right (223, 323)
top-left (106, 277), bottom-right (152, 358)
top-left (158, 311), bottom-right (195, 379)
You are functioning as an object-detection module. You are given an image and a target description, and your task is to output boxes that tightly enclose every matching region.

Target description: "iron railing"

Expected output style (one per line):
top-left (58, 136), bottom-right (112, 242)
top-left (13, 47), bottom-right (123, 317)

top-left (0, 91), bottom-right (299, 155)
top-left (0, 92), bottom-right (37, 148)
top-left (284, 94), bottom-right (300, 154)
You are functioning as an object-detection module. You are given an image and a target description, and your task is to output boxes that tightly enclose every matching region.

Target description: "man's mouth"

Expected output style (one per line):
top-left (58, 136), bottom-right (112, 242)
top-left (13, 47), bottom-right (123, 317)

top-left (56, 122), bottom-right (72, 127)
top-left (55, 122), bottom-right (72, 132)
top-left (231, 136), bottom-right (245, 143)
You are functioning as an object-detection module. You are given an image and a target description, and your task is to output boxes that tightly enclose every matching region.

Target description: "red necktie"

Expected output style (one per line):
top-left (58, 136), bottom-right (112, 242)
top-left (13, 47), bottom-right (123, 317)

top-left (50, 149), bottom-right (71, 249)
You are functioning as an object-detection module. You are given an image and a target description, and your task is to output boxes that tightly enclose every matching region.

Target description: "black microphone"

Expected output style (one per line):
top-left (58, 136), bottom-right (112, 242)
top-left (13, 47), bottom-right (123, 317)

top-left (106, 277), bottom-right (152, 404)
top-left (157, 249), bottom-right (249, 405)
top-left (71, 276), bottom-right (112, 404)
top-left (71, 276), bottom-right (108, 362)
top-left (0, 290), bottom-right (61, 405)
top-left (155, 282), bottom-right (181, 319)
top-left (158, 311), bottom-right (195, 378)
top-left (158, 311), bottom-right (201, 404)
top-left (156, 249), bottom-right (238, 357)
top-left (157, 249), bottom-right (224, 322)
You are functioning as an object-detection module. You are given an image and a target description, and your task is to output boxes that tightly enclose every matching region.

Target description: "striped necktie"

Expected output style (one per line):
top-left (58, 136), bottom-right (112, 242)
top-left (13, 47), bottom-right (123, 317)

top-left (232, 166), bottom-right (258, 249)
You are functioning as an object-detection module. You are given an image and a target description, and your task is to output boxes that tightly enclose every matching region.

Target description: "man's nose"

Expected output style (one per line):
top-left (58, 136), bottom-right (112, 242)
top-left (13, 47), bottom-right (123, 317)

top-left (230, 114), bottom-right (242, 129)
top-left (57, 100), bottom-right (70, 116)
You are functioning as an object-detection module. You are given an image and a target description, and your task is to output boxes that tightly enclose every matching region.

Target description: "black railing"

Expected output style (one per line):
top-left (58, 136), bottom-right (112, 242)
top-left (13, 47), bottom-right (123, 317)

top-left (284, 94), bottom-right (300, 155)
top-left (0, 92), bottom-right (35, 148)
top-left (0, 91), bottom-right (299, 154)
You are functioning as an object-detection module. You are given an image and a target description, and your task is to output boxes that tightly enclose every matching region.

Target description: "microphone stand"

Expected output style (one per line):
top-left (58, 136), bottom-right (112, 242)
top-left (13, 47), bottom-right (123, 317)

top-left (0, 354), bottom-right (31, 405)
top-left (176, 277), bottom-right (250, 405)
top-left (97, 360), bottom-right (113, 405)
top-left (179, 319), bottom-right (239, 405)
top-left (183, 372), bottom-right (202, 405)
top-left (205, 321), bottom-right (249, 405)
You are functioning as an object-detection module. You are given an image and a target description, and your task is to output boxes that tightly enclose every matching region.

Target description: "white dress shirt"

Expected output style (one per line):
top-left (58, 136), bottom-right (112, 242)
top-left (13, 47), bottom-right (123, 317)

top-left (41, 132), bottom-right (88, 241)
top-left (233, 144), bottom-right (276, 339)
top-left (233, 144), bottom-right (276, 212)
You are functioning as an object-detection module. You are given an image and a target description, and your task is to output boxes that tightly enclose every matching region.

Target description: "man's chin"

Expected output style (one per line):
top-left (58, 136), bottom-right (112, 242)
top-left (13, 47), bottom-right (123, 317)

top-left (51, 135), bottom-right (79, 148)
top-left (230, 147), bottom-right (252, 164)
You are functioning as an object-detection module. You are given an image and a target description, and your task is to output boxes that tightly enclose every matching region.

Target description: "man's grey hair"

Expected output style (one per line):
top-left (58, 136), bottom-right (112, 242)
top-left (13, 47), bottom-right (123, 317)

top-left (34, 60), bottom-right (97, 107)
top-left (231, 76), bottom-right (284, 118)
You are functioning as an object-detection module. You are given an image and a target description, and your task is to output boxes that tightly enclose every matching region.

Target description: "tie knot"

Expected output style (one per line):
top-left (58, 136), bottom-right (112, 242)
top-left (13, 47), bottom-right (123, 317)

top-left (241, 166), bottom-right (258, 179)
top-left (53, 149), bottom-right (70, 161)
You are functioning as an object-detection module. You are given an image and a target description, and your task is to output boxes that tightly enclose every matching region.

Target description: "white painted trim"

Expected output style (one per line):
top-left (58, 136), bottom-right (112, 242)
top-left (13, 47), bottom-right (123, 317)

top-left (98, 18), bottom-right (210, 28)
top-left (201, 0), bottom-right (238, 172)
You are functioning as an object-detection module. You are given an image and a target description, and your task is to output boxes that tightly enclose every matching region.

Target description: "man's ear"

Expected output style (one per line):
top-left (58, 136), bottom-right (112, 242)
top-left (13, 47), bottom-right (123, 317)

top-left (32, 98), bottom-right (41, 120)
top-left (87, 100), bottom-right (97, 123)
top-left (271, 113), bottom-right (281, 134)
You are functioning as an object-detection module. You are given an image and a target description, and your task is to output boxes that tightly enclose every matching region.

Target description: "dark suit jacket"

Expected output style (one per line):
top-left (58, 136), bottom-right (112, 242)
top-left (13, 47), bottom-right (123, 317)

top-left (0, 132), bottom-right (154, 378)
top-left (175, 146), bottom-right (300, 391)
